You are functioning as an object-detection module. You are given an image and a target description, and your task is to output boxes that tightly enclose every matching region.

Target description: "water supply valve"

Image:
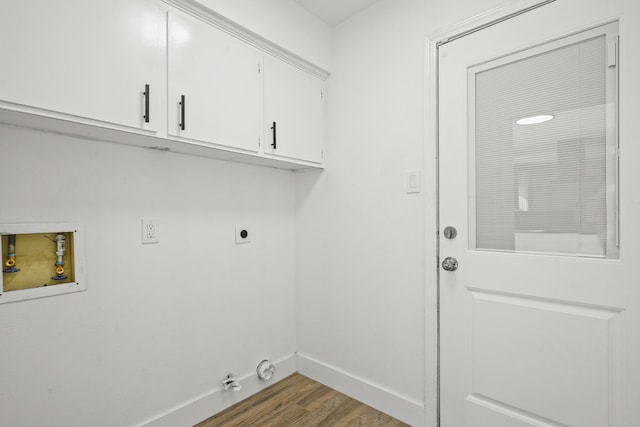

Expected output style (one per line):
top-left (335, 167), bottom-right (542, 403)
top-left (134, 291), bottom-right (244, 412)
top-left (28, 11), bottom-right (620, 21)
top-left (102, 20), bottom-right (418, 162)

top-left (222, 373), bottom-right (242, 392)
top-left (51, 233), bottom-right (68, 280)
top-left (3, 234), bottom-right (20, 273)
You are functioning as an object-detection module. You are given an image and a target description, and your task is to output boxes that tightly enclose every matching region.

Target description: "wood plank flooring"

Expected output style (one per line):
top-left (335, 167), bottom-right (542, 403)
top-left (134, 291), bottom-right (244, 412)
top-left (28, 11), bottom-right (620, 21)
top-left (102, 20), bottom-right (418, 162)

top-left (195, 373), bottom-right (410, 427)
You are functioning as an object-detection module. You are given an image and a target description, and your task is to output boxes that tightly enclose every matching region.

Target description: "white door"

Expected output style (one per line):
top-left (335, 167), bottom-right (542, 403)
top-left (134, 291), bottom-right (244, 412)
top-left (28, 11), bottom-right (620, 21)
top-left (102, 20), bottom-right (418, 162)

top-left (168, 10), bottom-right (262, 152)
top-left (438, 1), bottom-right (640, 426)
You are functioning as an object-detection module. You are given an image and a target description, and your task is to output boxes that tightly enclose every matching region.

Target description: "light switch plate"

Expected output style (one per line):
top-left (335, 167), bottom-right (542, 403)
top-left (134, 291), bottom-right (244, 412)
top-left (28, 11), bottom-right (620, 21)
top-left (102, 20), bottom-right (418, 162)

top-left (405, 169), bottom-right (422, 194)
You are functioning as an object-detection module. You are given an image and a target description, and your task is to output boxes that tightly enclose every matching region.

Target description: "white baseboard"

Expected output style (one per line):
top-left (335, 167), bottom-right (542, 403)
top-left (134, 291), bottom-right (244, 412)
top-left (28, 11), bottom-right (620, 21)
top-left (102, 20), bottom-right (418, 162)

top-left (137, 354), bottom-right (296, 427)
top-left (296, 353), bottom-right (425, 427)
top-left (137, 353), bottom-right (424, 427)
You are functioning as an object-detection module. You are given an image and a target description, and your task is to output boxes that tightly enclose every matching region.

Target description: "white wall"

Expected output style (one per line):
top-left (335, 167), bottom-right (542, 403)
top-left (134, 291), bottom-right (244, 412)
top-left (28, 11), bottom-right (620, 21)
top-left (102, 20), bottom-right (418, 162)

top-left (0, 126), bottom-right (295, 426)
top-left (295, 0), bottom-right (508, 424)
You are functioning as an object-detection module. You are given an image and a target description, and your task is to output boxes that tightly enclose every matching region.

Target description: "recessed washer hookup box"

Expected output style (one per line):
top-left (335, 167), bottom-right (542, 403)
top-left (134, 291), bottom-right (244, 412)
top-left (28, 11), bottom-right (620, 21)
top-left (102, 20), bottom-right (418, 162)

top-left (0, 223), bottom-right (86, 304)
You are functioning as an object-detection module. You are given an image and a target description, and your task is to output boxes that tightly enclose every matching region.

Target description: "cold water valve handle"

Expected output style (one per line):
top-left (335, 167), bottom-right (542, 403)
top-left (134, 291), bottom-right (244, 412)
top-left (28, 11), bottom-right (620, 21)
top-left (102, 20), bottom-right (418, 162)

top-left (3, 234), bottom-right (20, 273)
top-left (222, 374), bottom-right (242, 391)
top-left (51, 233), bottom-right (68, 281)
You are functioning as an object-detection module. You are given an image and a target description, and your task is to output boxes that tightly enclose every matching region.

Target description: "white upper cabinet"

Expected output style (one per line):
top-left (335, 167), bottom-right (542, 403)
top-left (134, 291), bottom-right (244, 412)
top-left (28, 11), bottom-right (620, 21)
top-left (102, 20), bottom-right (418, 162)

top-left (0, 0), bottom-right (328, 169)
top-left (264, 56), bottom-right (324, 163)
top-left (264, 56), bottom-right (325, 164)
top-left (168, 10), bottom-right (262, 153)
top-left (0, 0), bottom-right (164, 133)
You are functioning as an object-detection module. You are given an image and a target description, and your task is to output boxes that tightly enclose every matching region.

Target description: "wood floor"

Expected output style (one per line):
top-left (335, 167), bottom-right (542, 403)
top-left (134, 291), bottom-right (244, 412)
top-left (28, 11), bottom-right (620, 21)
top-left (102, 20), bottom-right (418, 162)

top-left (195, 373), bottom-right (410, 427)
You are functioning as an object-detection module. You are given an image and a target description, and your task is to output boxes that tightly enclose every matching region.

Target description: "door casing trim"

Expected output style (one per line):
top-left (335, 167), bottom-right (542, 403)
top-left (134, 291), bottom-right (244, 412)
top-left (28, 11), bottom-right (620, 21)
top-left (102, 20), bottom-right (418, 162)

top-left (423, 1), bottom-right (557, 426)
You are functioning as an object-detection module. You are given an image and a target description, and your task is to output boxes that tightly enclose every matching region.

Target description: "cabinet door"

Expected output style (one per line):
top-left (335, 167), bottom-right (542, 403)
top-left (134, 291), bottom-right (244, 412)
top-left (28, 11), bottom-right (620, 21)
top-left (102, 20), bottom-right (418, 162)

top-left (168, 11), bottom-right (262, 153)
top-left (264, 56), bottom-right (324, 164)
top-left (0, 0), bottom-right (164, 132)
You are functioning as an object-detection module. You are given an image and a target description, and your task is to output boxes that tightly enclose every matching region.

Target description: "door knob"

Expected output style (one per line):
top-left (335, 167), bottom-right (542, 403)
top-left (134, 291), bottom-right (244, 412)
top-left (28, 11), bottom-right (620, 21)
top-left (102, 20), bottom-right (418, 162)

top-left (441, 257), bottom-right (458, 271)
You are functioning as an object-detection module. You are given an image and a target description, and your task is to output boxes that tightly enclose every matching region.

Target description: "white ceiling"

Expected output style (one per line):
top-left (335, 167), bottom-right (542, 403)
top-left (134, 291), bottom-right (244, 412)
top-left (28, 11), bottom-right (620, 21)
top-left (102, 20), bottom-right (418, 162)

top-left (293, 0), bottom-right (381, 27)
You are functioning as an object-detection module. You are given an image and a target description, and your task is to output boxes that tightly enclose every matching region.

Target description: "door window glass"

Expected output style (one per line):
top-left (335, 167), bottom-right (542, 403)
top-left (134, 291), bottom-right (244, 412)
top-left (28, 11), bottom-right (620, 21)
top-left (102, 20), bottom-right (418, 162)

top-left (469, 24), bottom-right (618, 257)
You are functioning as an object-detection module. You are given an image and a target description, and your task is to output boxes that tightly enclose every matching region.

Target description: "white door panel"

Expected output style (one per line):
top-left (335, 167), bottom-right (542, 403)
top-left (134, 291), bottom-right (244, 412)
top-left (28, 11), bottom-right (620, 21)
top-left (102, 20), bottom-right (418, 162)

top-left (468, 290), bottom-right (616, 426)
top-left (438, 1), bottom-right (638, 426)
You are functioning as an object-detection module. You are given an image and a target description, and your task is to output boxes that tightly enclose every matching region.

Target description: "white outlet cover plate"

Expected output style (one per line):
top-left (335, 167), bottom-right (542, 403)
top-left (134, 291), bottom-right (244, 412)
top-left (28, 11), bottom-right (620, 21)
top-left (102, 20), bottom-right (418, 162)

top-left (235, 225), bottom-right (251, 244)
top-left (142, 219), bottom-right (159, 244)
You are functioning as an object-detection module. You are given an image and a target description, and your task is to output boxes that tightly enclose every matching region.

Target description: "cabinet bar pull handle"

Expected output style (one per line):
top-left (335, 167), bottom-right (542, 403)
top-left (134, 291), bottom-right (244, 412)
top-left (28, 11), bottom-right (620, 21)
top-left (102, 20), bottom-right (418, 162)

top-left (271, 121), bottom-right (277, 149)
top-left (179, 95), bottom-right (186, 130)
top-left (143, 84), bottom-right (150, 123)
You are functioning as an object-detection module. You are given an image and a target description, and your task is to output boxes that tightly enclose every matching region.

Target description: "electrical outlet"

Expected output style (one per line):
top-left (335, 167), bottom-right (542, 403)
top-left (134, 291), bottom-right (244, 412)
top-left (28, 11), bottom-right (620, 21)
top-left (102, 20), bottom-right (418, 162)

top-left (235, 225), bottom-right (251, 244)
top-left (142, 219), bottom-right (159, 244)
